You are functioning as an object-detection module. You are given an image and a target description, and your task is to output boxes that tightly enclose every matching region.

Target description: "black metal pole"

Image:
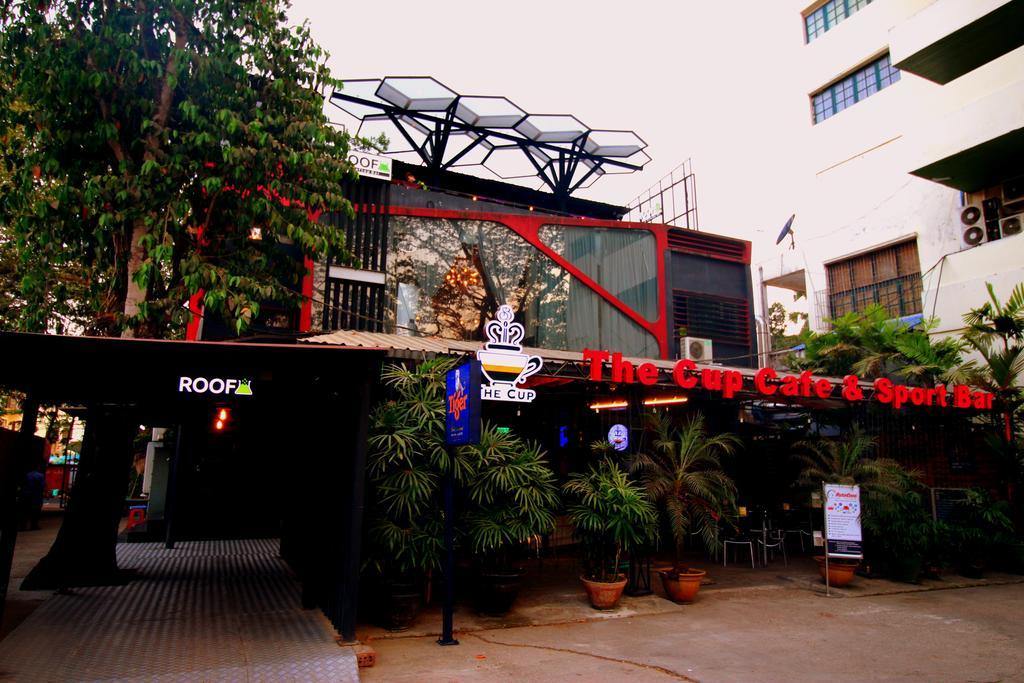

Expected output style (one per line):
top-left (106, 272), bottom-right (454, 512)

top-left (0, 396), bottom-right (38, 625)
top-left (438, 446), bottom-right (458, 646)
top-left (339, 372), bottom-right (373, 643)
top-left (164, 423), bottom-right (183, 550)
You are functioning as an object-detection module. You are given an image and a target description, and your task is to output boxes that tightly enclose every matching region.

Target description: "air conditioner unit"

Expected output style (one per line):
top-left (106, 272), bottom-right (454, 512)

top-left (1002, 175), bottom-right (1024, 203)
top-left (1000, 180), bottom-right (1024, 233)
top-left (1000, 214), bottom-right (1023, 238)
top-left (958, 203), bottom-right (987, 247)
top-left (680, 336), bottom-right (713, 362)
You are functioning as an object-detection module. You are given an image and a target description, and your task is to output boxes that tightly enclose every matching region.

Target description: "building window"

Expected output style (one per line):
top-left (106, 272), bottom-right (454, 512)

top-left (825, 240), bottom-right (922, 321)
top-left (811, 53), bottom-right (899, 124)
top-left (805, 0), bottom-right (873, 43)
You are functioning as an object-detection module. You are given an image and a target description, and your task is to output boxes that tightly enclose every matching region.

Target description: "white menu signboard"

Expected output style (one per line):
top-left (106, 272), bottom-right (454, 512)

top-left (823, 483), bottom-right (863, 559)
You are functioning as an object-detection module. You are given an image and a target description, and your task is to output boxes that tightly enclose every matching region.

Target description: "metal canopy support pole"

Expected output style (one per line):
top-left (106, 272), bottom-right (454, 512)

top-left (164, 423), bottom-right (184, 550)
top-left (0, 395), bottom-right (38, 624)
top-left (438, 447), bottom-right (458, 646)
top-left (339, 372), bottom-right (373, 644)
top-left (822, 481), bottom-right (830, 597)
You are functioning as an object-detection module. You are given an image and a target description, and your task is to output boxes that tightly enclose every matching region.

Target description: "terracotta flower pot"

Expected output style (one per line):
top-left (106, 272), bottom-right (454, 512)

top-left (814, 556), bottom-right (859, 587)
top-left (580, 574), bottom-right (627, 610)
top-left (659, 569), bottom-right (706, 603)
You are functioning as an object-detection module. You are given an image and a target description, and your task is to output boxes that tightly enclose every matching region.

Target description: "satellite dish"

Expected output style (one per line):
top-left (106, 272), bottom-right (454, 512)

top-left (775, 214), bottom-right (796, 245)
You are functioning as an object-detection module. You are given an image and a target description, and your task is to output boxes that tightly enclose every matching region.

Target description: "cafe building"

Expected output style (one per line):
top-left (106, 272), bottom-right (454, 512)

top-left (0, 78), bottom-right (1001, 655)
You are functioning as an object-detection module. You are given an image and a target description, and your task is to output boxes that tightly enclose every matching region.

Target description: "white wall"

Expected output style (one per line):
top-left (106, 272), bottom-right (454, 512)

top-left (769, 0), bottom-right (1024, 335)
top-left (922, 234), bottom-right (1024, 338)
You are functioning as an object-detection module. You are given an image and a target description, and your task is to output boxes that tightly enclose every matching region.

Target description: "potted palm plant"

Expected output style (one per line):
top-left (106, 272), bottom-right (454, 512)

top-left (461, 429), bottom-right (560, 615)
top-left (365, 359), bottom-right (560, 624)
top-left (364, 359), bottom-right (452, 630)
top-left (564, 456), bottom-right (657, 610)
top-left (857, 466), bottom-right (941, 583)
top-left (632, 412), bottom-right (738, 603)
top-left (946, 488), bottom-right (1014, 578)
top-left (793, 428), bottom-right (908, 587)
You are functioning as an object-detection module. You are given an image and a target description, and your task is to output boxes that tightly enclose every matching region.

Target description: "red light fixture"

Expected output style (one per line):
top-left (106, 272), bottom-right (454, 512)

top-left (213, 407), bottom-right (231, 431)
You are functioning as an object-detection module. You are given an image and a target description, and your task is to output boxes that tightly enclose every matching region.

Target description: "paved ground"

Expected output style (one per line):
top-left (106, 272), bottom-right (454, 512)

top-left (0, 535), bottom-right (358, 682)
top-left (362, 581), bottom-right (1024, 682)
top-left (359, 551), bottom-right (1024, 642)
top-left (5, 516), bottom-right (1023, 681)
top-left (0, 509), bottom-right (62, 641)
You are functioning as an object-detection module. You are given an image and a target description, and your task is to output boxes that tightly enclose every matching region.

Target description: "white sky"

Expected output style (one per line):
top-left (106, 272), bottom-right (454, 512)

top-left (289, 0), bottom-right (810, 315)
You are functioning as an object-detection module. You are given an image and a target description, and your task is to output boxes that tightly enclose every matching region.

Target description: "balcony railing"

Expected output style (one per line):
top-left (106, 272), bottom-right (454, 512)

top-left (813, 274), bottom-right (924, 330)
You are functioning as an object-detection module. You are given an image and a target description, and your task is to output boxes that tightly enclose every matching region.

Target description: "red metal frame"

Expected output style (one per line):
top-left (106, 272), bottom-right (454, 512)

top-left (387, 207), bottom-right (674, 357)
top-left (299, 256), bottom-right (314, 333)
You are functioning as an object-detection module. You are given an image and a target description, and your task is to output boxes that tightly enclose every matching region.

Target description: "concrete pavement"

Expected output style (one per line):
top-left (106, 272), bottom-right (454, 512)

top-left (361, 581), bottom-right (1024, 682)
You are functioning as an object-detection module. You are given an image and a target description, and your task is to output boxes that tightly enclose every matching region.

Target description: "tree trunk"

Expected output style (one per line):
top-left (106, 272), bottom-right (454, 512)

top-left (121, 217), bottom-right (149, 338)
top-left (21, 406), bottom-right (136, 589)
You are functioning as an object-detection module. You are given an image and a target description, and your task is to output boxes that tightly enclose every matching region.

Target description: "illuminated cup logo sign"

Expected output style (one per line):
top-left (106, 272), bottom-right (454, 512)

top-left (477, 305), bottom-right (542, 403)
top-left (607, 424), bottom-right (629, 452)
top-left (178, 377), bottom-right (253, 396)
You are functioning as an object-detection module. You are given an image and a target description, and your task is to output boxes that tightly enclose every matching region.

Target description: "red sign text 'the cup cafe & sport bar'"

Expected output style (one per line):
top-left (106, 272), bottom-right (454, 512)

top-left (581, 350), bottom-right (993, 411)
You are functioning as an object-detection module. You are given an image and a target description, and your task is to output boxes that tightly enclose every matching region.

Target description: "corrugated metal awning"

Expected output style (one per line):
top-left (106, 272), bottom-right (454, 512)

top-left (301, 329), bottom-right (771, 382)
top-left (299, 329), bottom-right (871, 397)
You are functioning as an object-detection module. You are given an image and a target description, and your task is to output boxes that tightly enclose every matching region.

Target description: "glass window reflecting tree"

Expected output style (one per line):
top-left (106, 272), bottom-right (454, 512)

top-left (388, 217), bottom-right (658, 357)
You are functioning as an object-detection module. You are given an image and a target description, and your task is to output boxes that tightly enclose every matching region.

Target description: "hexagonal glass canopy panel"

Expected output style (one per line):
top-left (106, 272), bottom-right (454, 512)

top-left (454, 97), bottom-right (526, 128)
top-left (514, 115), bottom-right (588, 143)
top-left (446, 132), bottom-right (495, 167)
top-left (583, 130), bottom-right (646, 157)
top-left (483, 145), bottom-right (546, 180)
top-left (377, 77), bottom-right (457, 111)
top-left (357, 116), bottom-right (423, 154)
top-left (331, 79), bottom-right (387, 119)
top-left (584, 149), bottom-right (652, 175)
top-left (327, 75), bottom-right (649, 197)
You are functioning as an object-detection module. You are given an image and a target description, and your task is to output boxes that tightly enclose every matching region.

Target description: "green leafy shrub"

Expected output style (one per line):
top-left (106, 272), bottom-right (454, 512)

top-left (564, 457), bottom-right (657, 583)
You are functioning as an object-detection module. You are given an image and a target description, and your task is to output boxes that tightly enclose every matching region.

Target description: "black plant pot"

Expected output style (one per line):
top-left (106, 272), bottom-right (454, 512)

top-left (381, 580), bottom-right (421, 632)
top-left (475, 569), bottom-right (524, 616)
top-left (959, 558), bottom-right (986, 579)
top-left (889, 555), bottom-right (923, 584)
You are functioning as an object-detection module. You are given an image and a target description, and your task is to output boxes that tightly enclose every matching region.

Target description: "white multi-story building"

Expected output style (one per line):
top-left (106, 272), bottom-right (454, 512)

top-left (761, 0), bottom-right (1024, 343)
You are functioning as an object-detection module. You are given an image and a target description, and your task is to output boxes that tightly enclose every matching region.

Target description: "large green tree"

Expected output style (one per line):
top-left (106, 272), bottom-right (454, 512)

top-left (0, 0), bottom-right (359, 337)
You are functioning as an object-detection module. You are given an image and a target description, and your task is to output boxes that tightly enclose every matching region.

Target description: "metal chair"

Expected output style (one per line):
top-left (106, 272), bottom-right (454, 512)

top-left (758, 530), bottom-right (788, 566)
top-left (723, 536), bottom-right (756, 569)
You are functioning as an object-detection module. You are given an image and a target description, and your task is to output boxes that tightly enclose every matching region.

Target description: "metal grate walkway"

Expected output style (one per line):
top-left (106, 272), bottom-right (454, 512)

top-left (0, 539), bottom-right (359, 682)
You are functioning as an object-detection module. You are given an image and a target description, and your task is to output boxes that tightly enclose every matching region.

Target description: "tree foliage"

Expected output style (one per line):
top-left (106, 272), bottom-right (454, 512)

top-left (365, 359), bottom-right (558, 577)
top-left (793, 428), bottom-right (907, 498)
top-left (0, 0), bottom-right (361, 336)
top-left (768, 300), bottom-right (806, 351)
top-left (792, 304), bottom-right (962, 384)
top-left (951, 283), bottom-right (1024, 508)
top-left (952, 283), bottom-right (1024, 430)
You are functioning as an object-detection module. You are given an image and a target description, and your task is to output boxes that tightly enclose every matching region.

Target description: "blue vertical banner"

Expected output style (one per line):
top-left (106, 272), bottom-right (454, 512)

top-left (445, 360), bottom-right (481, 446)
